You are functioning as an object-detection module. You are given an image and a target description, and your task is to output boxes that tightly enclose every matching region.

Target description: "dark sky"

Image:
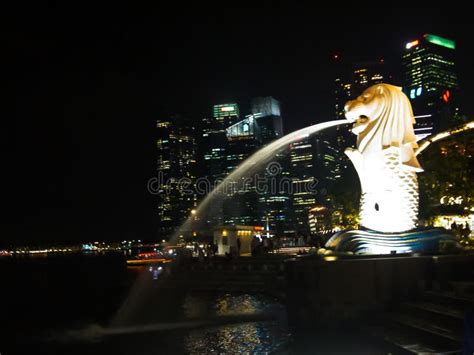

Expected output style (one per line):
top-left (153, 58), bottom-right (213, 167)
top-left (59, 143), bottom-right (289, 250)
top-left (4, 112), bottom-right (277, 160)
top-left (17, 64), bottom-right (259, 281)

top-left (9, 4), bottom-right (474, 244)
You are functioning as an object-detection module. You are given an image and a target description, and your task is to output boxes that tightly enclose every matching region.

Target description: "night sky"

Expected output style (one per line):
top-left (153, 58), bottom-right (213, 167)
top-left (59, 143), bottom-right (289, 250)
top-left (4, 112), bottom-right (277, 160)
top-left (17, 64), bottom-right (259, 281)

top-left (9, 4), bottom-right (474, 244)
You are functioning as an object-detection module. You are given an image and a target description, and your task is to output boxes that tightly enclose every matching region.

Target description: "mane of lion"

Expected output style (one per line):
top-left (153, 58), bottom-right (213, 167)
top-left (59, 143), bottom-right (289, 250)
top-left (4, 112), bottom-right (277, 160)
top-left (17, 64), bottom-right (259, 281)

top-left (356, 84), bottom-right (422, 172)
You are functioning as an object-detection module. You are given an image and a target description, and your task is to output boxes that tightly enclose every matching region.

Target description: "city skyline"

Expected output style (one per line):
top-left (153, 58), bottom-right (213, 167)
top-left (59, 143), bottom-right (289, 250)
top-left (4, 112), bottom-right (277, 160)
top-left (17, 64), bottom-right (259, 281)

top-left (10, 5), bottom-right (474, 244)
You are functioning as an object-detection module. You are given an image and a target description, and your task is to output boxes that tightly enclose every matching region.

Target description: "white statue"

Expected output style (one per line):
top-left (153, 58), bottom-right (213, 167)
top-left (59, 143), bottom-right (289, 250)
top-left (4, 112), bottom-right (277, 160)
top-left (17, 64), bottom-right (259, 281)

top-left (344, 84), bottom-right (422, 233)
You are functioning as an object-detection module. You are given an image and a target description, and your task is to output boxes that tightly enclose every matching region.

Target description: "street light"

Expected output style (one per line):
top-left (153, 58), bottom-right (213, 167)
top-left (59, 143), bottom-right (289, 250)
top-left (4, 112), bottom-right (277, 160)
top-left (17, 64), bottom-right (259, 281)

top-left (191, 209), bottom-right (197, 238)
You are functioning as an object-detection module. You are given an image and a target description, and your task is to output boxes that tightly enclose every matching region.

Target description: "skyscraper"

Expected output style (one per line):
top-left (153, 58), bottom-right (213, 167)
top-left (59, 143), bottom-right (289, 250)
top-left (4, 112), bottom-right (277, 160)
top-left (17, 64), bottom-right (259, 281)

top-left (251, 96), bottom-right (283, 144)
top-left (202, 103), bottom-right (240, 184)
top-left (223, 115), bottom-right (262, 226)
top-left (288, 132), bottom-right (343, 234)
top-left (200, 103), bottom-right (240, 227)
top-left (202, 99), bottom-right (288, 233)
top-left (402, 34), bottom-right (461, 138)
top-left (250, 97), bottom-right (290, 234)
top-left (289, 138), bottom-right (317, 234)
top-left (156, 116), bottom-right (197, 235)
top-left (224, 114), bottom-right (262, 174)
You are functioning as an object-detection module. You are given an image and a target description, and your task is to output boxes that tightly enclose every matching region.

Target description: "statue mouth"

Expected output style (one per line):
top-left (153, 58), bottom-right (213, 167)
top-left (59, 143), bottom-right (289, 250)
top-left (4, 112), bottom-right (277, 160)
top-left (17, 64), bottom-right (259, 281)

top-left (351, 115), bottom-right (370, 134)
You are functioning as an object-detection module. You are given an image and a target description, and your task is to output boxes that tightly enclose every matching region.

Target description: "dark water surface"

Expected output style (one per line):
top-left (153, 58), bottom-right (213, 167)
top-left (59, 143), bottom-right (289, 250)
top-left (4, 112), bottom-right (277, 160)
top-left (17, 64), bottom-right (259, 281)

top-left (1, 254), bottom-right (389, 354)
top-left (1, 254), bottom-right (291, 354)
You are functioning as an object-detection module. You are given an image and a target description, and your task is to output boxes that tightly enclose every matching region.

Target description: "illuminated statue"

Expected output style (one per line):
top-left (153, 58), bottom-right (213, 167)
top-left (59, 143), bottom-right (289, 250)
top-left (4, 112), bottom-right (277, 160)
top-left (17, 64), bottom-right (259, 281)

top-left (325, 83), bottom-right (459, 254)
top-left (344, 83), bottom-right (422, 233)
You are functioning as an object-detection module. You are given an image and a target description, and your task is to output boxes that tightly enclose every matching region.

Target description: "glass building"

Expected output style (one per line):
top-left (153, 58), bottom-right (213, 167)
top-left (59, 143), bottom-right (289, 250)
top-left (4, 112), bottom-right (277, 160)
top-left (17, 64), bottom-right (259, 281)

top-left (251, 97), bottom-right (283, 144)
top-left (250, 97), bottom-right (290, 234)
top-left (199, 104), bottom-right (241, 227)
top-left (289, 138), bottom-right (317, 234)
top-left (156, 116), bottom-right (197, 236)
top-left (202, 99), bottom-right (290, 235)
top-left (202, 103), bottom-right (240, 184)
top-left (288, 132), bottom-right (343, 235)
top-left (402, 34), bottom-right (461, 138)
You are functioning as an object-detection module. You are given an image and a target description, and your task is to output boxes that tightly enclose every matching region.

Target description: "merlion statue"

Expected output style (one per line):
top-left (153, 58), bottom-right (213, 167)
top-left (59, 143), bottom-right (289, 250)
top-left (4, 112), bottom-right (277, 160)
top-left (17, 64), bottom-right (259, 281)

top-left (344, 83), bottom-right (422, 233)
top-left (325, 83), bottom-right (459, 254)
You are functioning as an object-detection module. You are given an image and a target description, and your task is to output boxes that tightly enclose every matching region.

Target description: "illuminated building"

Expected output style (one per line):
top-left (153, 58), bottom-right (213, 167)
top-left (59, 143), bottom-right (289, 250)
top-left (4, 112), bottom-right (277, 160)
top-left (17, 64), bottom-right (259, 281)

top-left (256, 150), bottom-right (292, 236)
top-left (223, 112), bottom-right (289, 229)
top-left (289, 138), bottom-right (317, 234)
top-left (223, 115), bottom-right (262, 226)
top-left (224, 115), bottom-right (261, 173)
top-left (251, 96), bottom-right (283, 144)
top-left (289, 133), bottom-right (342, 234)
top-left (202, 99), bottom-right (289, 234)
top-left (314, 133), bottom-right (342, 183)
top-left (402, 34), bottom-right (461, 138)
top-left (250, 97), bottom-right (291, 234)
top-left (221, 98), bottom-right (289, 234)
top-left (202, 103), bottom-right (240, 184)
top-left (156, 116), bottom-right (197, 235)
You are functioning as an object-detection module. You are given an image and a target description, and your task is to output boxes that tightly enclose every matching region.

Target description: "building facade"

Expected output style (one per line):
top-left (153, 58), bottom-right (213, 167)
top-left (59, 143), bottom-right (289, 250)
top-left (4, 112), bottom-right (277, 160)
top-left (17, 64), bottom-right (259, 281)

top-left (202, 103), bottom-right (240, 184)
top-left (200, 98), bottom-right (290, 235)
top-left (251, 96), bottom-right (283, 144)
top-left (223, 115), bottom-right (262, 226)
top-left (156, 116), bottom-right (197, 235)
top-left (402, 34), bottom-right (461, 139)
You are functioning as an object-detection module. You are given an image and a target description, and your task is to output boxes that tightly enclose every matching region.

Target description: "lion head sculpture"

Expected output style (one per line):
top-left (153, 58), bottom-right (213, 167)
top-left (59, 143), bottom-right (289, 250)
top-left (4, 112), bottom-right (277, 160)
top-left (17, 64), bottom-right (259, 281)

top-left (345, 83), bottom-right (422, 171)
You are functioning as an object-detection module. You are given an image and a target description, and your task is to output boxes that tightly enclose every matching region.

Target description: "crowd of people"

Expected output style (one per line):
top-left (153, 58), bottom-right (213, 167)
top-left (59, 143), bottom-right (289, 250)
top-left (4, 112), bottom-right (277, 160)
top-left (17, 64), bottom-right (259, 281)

top-left (250, 236), bottom-right (275, 256)
top-left (451, 221), bottom-right (472, 242)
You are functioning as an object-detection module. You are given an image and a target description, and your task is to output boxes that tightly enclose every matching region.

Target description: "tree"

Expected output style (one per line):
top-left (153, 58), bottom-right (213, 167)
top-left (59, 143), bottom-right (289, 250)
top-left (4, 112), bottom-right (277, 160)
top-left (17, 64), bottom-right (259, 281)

top-left (417, 131), bottom-right (474, 222)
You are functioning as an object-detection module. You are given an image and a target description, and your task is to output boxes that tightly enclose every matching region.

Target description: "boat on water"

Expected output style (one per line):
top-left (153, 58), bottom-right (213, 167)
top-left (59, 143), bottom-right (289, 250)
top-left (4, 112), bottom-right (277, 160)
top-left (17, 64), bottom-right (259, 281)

top-left (126, 245), bottom-right (172, 265)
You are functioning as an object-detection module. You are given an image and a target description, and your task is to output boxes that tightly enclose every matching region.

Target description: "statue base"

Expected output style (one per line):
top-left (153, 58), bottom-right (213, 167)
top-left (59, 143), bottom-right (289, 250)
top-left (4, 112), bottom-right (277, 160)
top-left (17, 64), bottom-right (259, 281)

top-left (325, 227), bottom-right (460, 255)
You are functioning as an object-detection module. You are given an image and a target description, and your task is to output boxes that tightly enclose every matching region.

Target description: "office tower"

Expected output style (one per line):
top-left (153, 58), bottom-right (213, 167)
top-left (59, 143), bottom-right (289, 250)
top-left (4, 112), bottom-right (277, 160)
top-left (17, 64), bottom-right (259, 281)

top-left (403, 34), bottom-right (461, 138)
top-left (156, 115), bottom-right (197, 235)
top-left (222, 115), bottom-right (263, 226)
top-left (202, 103), bottom-right (240, 184)
top-left (289, 138), bottom-right (318, 234)
top-left (257, 149), bottom-right (293, 236)
top-left (250, 97), bottom-right (292, 235)
top-left (251, 96), bottom-right (283, 144)
top-left (199, 104), bottom-right (240, 228)
top-left (288, 132), bottom-right (343, 234)
top-left (313, 133), bottom-right (343, 184)
top-left (202, 99), bottom-right (289, 233)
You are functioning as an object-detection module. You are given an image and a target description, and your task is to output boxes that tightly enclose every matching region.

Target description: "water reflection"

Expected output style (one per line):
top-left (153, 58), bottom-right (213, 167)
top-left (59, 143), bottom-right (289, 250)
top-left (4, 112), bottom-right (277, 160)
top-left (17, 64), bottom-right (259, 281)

top-left (148, 265), bottom-right (163, 280)
top-left (182, 293), bottom-right (290, 353)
